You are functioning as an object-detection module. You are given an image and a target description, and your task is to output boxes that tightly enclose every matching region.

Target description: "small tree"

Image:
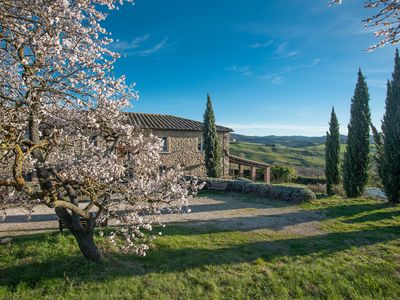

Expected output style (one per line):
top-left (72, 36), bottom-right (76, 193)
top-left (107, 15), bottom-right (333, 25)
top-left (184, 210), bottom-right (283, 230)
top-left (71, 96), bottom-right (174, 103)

top-left (325, 107), bottom-right (341, 195)
top-left (374, 49), bottom-right (400, 205)
top-left (203, 94), bottom-right (221, 178)
top-left (343, 70), bottom-right (371, 198)
top-left (0, 0), bottom-right (201, 262)
top-left (271, 165), bottom-right (297, 183)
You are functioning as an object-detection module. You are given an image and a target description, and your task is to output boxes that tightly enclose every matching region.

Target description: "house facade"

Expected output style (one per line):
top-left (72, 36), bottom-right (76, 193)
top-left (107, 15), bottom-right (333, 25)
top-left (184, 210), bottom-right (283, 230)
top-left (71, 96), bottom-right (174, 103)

top-left (126, 113), bottom-right (232, 177)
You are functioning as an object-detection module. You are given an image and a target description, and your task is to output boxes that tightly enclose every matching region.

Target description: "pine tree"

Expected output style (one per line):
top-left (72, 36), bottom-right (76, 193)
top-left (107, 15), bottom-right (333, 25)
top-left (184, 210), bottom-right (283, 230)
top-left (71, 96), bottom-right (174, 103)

top-left (379, 49), bottom-right (400, 204)
top-left (203, 94), bottom-right (221, 178)
top-left (343, 69), bottom-right (371, 198)
top-left (325, 107), bottom-right (340, 195)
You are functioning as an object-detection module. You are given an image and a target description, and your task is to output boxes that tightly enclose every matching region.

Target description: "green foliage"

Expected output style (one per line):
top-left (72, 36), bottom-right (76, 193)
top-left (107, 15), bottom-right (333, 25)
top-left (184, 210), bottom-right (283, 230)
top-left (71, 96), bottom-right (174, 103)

top-left (376, 49), bottom-right (400, 205)
top-left (325, 107), bottom-right (341, 195)
top-left (203, 94), bottom-right (221, 178)
top-left (295, 176), bottom-right (326, 185)
top-left (343, 70), bottom-right (371, 198)
top-left (271, 165), bottom-right (298, 183)
top-left (198, 177), bottom-right (316, 203)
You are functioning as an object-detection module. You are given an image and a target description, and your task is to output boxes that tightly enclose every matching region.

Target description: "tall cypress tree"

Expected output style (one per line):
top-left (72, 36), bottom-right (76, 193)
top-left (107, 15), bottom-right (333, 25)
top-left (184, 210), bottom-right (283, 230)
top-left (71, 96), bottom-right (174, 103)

top-left (203, 94), bottom-right (221, 178)
top-left (379, 49), bottom-right (400, 204)
top-left (325, 107), bottom-right (340, 195)
top-left (343, 69), bottom-right (371, 198)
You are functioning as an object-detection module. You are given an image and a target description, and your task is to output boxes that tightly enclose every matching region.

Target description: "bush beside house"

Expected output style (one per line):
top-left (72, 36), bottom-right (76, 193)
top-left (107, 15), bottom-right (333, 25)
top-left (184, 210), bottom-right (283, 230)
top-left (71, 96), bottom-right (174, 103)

top-left (196, 177), bottom-right (316, 203)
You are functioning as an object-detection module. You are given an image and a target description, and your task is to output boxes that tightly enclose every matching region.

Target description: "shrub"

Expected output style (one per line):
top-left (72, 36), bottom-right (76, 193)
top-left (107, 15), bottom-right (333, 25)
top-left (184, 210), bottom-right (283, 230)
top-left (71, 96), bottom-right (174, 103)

top-left (307, 184), bottom-right (326, 194)
top-left (196, 177), bottom-right (316, 203)
top-left (236, 177), bottom-right (252, 183)
top-left (295, 176), bottom-right (326, 185)
top-left (271, 165), bottom-right (297, 183)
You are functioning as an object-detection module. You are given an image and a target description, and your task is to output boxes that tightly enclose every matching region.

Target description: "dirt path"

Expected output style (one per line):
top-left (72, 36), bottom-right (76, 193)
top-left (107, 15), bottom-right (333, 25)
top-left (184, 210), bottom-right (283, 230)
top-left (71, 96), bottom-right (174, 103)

top-left (0, 193), bottom-right (326, 237)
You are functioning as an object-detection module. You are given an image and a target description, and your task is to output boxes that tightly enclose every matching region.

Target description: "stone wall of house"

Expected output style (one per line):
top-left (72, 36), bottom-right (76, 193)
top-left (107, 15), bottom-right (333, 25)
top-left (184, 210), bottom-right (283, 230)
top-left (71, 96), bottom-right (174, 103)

top-left (151, 129), bottom-right (230, 177)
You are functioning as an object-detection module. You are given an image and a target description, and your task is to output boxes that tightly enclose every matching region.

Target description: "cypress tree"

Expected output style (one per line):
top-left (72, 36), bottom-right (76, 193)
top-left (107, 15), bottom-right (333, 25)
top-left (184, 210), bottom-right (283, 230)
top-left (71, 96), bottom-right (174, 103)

top-left (379, 49), bottom-right (400, 204)
top-left (343, 69), bottom-right (371, 198)
top-left (203, 94), bottom-right (221, 178)
top-left (325, 107), bottom-right (340, 195)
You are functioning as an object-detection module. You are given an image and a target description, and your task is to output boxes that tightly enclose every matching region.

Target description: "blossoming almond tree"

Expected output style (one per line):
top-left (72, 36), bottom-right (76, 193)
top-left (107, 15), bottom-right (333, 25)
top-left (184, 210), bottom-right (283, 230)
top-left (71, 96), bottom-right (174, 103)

top-left (0, 0), bottom-right (201, 262)
top-left (331, 0), bottom-right (400, 51)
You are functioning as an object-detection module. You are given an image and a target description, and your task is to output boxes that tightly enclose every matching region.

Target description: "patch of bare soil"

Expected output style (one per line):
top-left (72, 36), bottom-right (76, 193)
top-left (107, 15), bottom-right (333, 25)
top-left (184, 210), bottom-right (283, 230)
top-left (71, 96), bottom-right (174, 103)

top-left (0, 193), bottom-right (326, 237)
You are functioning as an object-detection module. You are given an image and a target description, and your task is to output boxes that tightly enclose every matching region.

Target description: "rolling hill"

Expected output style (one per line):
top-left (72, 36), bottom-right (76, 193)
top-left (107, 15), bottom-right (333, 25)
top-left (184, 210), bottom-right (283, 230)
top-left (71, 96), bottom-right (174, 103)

top-left (229, 137), bottom-right (377, 178)
top-left (231, 133), bottom-right (347, 148)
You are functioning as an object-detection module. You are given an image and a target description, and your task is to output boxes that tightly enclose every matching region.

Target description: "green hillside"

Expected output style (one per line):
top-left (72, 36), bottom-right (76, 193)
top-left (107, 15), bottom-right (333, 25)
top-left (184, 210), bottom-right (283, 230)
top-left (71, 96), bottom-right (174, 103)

top-left (230, 142), bottom-right (325, 168)
top-left (230, 141), bottom-right (377, 178)
top-left (229, 141), bottom-right (347, 177)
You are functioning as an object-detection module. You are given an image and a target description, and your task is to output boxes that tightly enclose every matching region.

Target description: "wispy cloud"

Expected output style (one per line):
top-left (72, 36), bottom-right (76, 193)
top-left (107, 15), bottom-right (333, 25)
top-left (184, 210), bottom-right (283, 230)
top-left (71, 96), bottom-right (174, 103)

top-left (258, 58), bottom-right (321, 85)
top-left (110, 35), bottom-right (170, 57)
top-left (129, 38), bottom-right (169, 56)
top-left (282, 58), bottom-right (321, 73)
top-left (273, 41), bottom-right (301, 59)
top-left (259, 74), bottom-right (285, 85)
top-left (226, 65), bottom-right (253, 76)
top-left (222, 122), bottom-right (349, 136)
top-left (226, 57), bottom-right (320, 85)
top-left (249, 40), bottom-right (273, 49)
top-left (223, 123), bottom-right (328, 134)
top-left (368, 79), bottom-right (388, 89)
top-left (274, 41), bottom-right (288, 55)
top-left (110, 34), bottom-right (150, 51)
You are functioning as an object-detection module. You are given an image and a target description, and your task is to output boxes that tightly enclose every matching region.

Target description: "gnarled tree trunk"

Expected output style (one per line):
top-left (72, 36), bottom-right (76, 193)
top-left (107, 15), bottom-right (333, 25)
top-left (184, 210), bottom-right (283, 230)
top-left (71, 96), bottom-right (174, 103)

top-left (56, 207), bottom-right (103, 262)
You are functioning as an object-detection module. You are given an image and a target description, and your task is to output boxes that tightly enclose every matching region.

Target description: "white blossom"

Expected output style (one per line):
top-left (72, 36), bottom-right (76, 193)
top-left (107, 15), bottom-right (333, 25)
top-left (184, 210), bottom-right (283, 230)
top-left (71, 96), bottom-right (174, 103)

top-left (0, 0), bottom-right (203, 258)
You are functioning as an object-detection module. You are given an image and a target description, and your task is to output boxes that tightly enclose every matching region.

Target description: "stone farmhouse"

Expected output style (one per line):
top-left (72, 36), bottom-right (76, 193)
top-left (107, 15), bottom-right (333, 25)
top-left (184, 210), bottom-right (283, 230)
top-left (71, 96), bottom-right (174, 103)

top-left (126, 113), bottom-right (271, 183)
top-left (126, 112), bottom-right (231, 177)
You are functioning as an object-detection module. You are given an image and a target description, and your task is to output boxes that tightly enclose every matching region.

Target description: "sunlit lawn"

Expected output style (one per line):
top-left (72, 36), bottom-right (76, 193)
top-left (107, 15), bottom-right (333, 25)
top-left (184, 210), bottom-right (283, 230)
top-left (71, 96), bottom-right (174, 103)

top-left (1, 195), bottom-right (400, 299)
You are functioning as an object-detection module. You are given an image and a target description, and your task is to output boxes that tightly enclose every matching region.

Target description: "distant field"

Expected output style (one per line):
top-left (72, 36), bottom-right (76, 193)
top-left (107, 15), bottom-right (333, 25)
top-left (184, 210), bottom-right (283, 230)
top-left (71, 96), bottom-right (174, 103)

top-left (230, 141), bottom-right (330, 168)
top-left (229, 141), bottom-right (377, 179)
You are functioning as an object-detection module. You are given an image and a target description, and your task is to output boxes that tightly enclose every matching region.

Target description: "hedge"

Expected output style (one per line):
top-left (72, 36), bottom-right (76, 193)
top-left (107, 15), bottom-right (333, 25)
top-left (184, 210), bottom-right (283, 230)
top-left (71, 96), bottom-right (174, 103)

top-left (194, 177), bottom-right (316, 203)
top-left (294, 176), bottom-right (326, 185)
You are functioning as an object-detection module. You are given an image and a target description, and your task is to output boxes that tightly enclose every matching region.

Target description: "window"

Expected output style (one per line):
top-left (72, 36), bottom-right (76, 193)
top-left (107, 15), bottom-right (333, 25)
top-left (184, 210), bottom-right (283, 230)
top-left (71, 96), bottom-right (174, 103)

top-left (161, 137), bottom-right (169, 152)
top-left (197, 137), bottom-right (204, 151)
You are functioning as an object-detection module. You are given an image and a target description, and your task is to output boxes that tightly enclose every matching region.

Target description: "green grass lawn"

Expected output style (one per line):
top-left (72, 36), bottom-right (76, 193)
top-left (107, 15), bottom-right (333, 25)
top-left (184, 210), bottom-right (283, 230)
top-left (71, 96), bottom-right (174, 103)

top-left (1, 195), bottom-right (400, 299)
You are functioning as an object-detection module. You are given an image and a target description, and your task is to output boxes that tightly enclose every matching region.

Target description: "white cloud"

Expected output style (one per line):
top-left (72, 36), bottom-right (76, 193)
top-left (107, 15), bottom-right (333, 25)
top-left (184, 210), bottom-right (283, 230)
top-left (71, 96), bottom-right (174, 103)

top-left (368, 79), bottom-right (388, 89)
top-left (222, 122), bottom-right (348, 136)
top-left (274, 41), bottom-right (289, 55)
top-left (223, 122), bottom-right (328, 136)
top-left (225, 123), bottom-right (327, 132)
top-left (272, 41), bottom-right (301, 59)
top-left (129, 38), bottom-right (169, 56)
top-left (259, 74), bottom-right (285, 85)
top-left (249, 40), bottom-right (273, 49)
top-left (259, 58), bottom-right (320, 85)
top-left (110, 35), bottom-right (170, 57)
top-left (110, 34), bottom-right (150, 51)
top-left (226, 65), bottom-right (253, 76)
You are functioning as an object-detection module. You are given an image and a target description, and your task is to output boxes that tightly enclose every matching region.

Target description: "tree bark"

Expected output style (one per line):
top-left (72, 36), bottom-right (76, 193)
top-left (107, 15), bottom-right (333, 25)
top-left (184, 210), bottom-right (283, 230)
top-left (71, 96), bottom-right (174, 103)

top-left (72, 227), bottom-right (103, 262)
top-left (56, 207), bottom-right (103, 262)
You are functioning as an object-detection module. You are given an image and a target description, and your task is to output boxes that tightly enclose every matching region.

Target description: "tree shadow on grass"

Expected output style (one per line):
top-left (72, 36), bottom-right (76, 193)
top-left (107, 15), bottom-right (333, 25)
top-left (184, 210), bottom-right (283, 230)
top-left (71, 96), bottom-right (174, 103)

top-left (344, 210), bottom-right (400, 224)
top-left (312, 202), bottom-right (390, 219)
top-left (161, 201), bottom-right (394, 236)
top-left (1, 225), bottom-right (399, 290)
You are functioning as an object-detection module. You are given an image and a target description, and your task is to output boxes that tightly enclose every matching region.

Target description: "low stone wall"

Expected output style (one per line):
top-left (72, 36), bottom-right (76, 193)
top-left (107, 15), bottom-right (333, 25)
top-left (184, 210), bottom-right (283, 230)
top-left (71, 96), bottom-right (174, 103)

top-left (197, 177), bottom-right (316, 203)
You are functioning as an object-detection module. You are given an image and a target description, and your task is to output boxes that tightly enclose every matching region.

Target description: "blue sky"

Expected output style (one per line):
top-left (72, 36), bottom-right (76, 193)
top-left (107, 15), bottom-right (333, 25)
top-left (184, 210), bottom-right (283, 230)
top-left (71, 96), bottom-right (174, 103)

top-left (105, 0), bottom-right (394, 136)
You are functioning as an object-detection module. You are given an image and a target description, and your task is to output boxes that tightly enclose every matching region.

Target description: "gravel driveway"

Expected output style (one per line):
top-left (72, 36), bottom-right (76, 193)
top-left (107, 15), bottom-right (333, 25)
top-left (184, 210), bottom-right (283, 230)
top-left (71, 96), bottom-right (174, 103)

top-left (0, 192), bottom-right (326, 237)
